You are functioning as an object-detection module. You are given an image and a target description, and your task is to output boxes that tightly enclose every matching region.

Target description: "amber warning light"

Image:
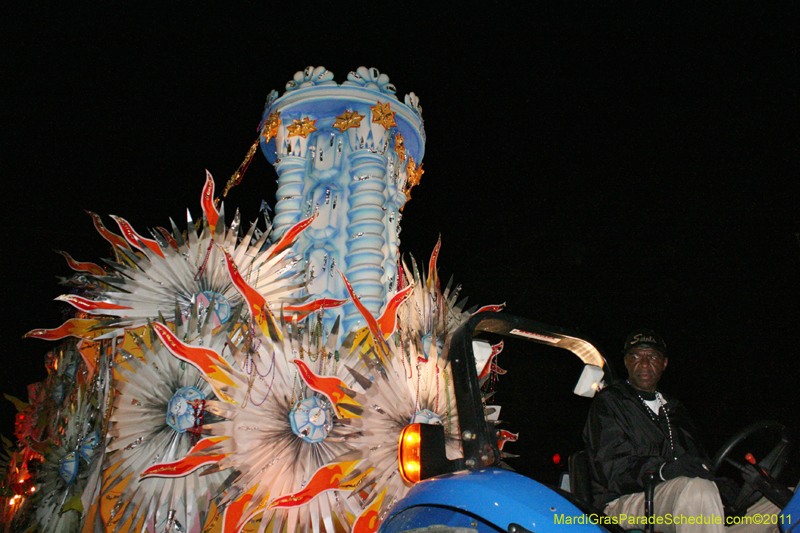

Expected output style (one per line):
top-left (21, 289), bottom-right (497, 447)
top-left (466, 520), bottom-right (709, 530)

top-left (398, 423), bottom-right (450, 484)
top-left (399, 425), bottom-right (422, 483)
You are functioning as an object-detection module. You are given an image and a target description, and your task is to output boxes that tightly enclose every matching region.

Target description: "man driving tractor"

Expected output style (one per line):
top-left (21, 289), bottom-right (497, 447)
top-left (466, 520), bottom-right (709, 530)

top-left (583, 329), bottom-right (782, 532)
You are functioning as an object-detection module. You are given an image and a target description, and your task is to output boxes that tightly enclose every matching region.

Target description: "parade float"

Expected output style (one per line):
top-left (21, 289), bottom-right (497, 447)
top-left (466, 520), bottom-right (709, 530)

top-left (1, 67), bottom-right (512, 533)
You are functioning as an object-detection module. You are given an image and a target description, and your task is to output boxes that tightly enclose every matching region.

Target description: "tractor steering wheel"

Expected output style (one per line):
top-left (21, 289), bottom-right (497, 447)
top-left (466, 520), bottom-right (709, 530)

top-left (711, 420), bottom-right (791, 511)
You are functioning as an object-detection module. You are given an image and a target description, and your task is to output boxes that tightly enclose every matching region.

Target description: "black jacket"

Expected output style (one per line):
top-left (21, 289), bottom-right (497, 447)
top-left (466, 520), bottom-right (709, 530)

top-left (582, 380), bottom-right (710, 508)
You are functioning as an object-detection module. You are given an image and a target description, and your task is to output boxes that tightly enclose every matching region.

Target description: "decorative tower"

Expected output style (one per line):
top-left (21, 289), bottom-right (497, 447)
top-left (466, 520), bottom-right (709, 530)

top-left (259, 66), bottom-right (425, 333)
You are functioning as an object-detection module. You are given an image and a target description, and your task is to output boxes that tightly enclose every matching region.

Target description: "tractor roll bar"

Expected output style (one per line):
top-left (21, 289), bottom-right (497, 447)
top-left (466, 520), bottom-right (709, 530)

top-left (445, 312), bottom-right (612, 471)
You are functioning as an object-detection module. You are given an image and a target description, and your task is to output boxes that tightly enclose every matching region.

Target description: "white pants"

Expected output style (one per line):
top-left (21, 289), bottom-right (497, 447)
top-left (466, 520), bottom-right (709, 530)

top-left (604, 477), bottom-right (781, 533)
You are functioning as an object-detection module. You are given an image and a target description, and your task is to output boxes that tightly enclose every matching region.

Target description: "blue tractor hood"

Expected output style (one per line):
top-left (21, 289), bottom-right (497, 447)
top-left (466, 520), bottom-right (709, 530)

top-left (381, 467), bottom-right (612, 533)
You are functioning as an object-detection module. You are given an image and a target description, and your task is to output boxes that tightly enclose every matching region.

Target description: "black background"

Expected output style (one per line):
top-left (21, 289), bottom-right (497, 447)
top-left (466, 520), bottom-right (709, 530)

top-left (3, 4), bottom-right (798, 483)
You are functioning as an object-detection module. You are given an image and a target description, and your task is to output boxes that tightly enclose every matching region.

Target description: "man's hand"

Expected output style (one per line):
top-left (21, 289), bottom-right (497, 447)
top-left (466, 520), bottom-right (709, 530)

top-left (660, 455), bottom-right (715, 481)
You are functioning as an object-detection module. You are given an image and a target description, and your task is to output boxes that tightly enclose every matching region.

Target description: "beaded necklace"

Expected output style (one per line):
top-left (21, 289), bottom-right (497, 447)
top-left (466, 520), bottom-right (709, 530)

top-left (628, 381), bottom-right (676, 461)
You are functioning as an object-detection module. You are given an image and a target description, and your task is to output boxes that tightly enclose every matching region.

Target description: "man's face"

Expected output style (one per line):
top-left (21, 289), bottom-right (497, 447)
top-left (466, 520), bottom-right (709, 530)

top-left (624, 347), bottom-right (668, 393)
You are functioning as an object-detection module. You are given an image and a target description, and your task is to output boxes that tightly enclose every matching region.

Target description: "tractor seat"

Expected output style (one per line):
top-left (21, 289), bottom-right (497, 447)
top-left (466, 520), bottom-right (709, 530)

top-left (568, 449), bottom-right (594, 505)
top-left (568, 449), bottom-right (656, 533)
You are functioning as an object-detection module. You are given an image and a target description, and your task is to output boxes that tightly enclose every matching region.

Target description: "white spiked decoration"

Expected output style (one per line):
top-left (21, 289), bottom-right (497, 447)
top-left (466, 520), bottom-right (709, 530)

top-left (55, 172), bottom-right (308, 337)
top-left (31, 387), bottom-right (99, 533)
top-left (166, 310), bottom-right (367, 533)
top-left (337, 341), bottom-right (462, 531)
top-left (101, 303), bottom-right (238, 533)
top-left (318, 246), bottom-right (471, 531)
top-left (395, 238), bottom-right (473, 361)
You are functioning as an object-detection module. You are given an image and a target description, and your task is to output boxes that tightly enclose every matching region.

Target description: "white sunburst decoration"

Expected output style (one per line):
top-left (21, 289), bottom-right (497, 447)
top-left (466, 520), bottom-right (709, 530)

top-left (101, 305), bottom-right (240, 533)
top-left (322, 243), bottom-right (474, 530)
top-left (53, 172), bottom-right (308, 338)
top-left (153, 306), bottom-right (370, 533)
top-left (31, 387), bottom-right (99, 533)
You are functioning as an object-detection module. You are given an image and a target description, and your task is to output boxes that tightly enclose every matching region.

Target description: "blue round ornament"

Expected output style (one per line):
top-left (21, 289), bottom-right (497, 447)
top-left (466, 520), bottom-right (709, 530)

top-left (166, 386), bottom-right (205, 433)
top-left (289, 396), bottom-right (332, 443)
top-left (58, 451), bottom-right (80, 485)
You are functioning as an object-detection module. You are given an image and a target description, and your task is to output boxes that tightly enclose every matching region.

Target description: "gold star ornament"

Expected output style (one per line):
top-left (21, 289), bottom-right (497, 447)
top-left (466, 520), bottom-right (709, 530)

top-left (370, 101), bottom-right (397, 130)
top-left (333, 110), bottom-right (365, 132)
top-left (287, 117), bottom-right (318, 138)
top-left (394, 133), bottom-right (406, 162)
top-left (403, 156), bottom-right (424, 206)
top-left (261, 112), bottom-right (282, 143)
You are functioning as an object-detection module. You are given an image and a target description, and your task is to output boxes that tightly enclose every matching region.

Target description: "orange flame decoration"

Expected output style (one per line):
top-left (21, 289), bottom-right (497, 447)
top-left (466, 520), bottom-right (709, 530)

top-left (291, 360), bottom-right (359, 418)
top-left (201, 170), bottom-right (220, 234)
top-left (140, 436), bottom-right (230, 478)
top-left (478, 341), bottom-right (505, 380)
top-left (396, 261), bottom-right (406, 291)
top-left (110, 215), bottom-right (165, 258)
top-left (222, 483), bottom-right (262, 533)
top-left (377, 284), bottom-right (414, 339)
top-left (151, 322), bottom-right (239, 404)
top-left (54, 250), bottom-right (105, 276)
top-left (55, 294), bottom-right (132, 314)
top-left (155, 227), bottom-right (178, 250)
top-left (352, 488), bottom-right (387, 533)
top-left (268, 215), bottom-right (315, 260)
top-left (235, 501), bottom-right (269, 533)
top-left (338, 272), bottom-right (387, 356)
top-left (268, 460), bottom-right (361, 508)
top-left (85, 210), bottom-right (130, 250)
top-left (24, 318), bottom-right (108, 341)
top-left (219, 247), bottom-right (282, 342)
top-left (473, 303), bottom-right (506, 315)
top-left (284, 298), bottom-right (348, 321)
top-left (497, 430), bottom-right (519, 450)
top-left (427, 235), bottom-right (441, 290)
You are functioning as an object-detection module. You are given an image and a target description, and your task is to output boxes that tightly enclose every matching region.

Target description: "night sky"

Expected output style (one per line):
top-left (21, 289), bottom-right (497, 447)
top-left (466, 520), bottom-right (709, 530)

top-left (3, 5), bottom-right (798, 482)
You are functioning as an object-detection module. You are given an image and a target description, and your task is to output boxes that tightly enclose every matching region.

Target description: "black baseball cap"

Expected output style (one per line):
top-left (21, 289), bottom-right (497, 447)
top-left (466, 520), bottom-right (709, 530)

top-left (623, 329), bottom-right (667, 355)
